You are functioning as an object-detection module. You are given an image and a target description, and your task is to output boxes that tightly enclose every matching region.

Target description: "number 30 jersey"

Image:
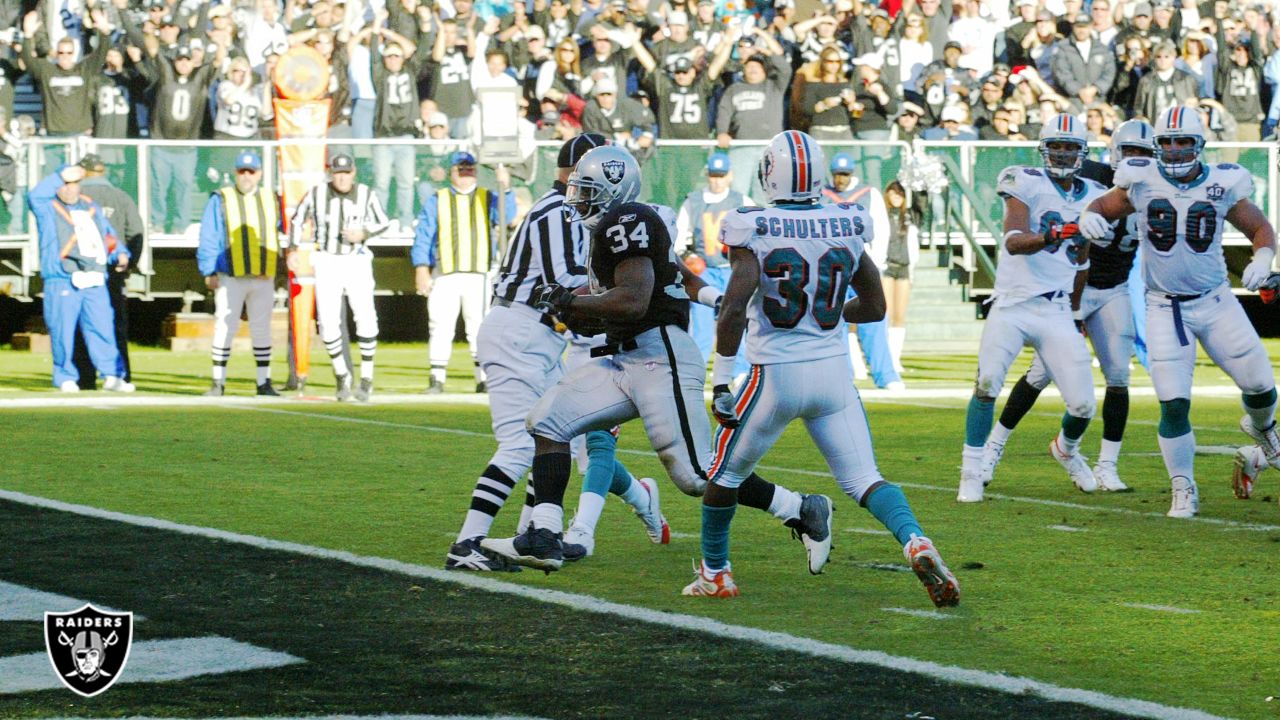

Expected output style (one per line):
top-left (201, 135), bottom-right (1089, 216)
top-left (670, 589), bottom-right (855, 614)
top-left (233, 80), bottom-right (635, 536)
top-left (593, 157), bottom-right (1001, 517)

top-left (993, 167), bottom-right (1108, 307)
top-left (720, 202), bottom-right (869, 365)
top-left (1114, 158), bottom-right (1254, 296)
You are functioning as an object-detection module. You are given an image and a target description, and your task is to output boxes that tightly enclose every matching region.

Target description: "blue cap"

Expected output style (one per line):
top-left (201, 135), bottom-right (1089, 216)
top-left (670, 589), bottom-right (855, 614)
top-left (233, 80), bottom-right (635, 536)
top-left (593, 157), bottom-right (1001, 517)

top-left (830, 153), bottom-right (855, 174)
top-left (235, 150), bottom-right (262, 171)
top-left (450, 151), bottom-right (477, 167)
top-left (706, 153), bottom-right (731, 176)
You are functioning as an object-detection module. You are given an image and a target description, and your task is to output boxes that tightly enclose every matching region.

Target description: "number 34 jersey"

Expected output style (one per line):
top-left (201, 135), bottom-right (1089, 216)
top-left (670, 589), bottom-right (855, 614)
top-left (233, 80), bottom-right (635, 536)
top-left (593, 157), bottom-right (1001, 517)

top-left (720, 203), bottom-right (869, 365)
top-left (993, 167), bottom-right (1108, 307)
top-left (590, 202), bottom-right (690, 342)
top-left (1114, 158), bottom-right (1254, 297)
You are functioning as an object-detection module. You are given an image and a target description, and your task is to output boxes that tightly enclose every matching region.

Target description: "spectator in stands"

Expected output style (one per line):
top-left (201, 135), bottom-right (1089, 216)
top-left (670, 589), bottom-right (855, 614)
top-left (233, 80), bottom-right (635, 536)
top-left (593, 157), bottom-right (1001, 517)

top-left (689, 0), bottom-right (724, 53)
top-left (922, 103), bottom-right (978, 139)
top-left (365, 20), bottom-right (425, 230)
top-left (891, 101), bottom-right (926, 143)
top-left (979, 105), bottom-right (1026, 139)
top-left (1111, 35), bottom-right (1152, 116)
top-left (1021, 10), bottom-right (1062, 84)
top-left (1090, 0), bottom-right (1120, 49)
top-left (580, 22), bottom-right (627, 98)
top-left (1084, 103), bottom-right (1114, 142)
top-left (72, 154), bottom-right (143, 389)
top-left (861, 10), bottom-right (902, 94)
top-left (431, 17), bottom-right (477, 139)
top-left (1177, 32), bottom-right (1216, 98)
top-left (793, 13), bottom-right (849, 68)
top-left (801, 46), bottom-right (858, 140)
top-left (853, 52), bottom-right (897, 191)
top-left (581, 78), bottom-right (657, 163)
top-left (94, 46), bottom-right (142, 143)
top-left (648, 10), bottom-right (699, 73)
top-left (242, 0), bottom-right (290, 74)
top-left (898, 11), bottom-right (933, 93)
top-left (1195, 95), bottom-right (1237, 140)
top-left (715, 26), bottom-right (791, 198)
top-left (1134, 40), bottom-right (1199, 120)
top-left (632, 29), bottom-right (731, 139)
top-left (1051, 13), bottom-right (1117, 113)
top-left (1219, 39), bottom-right (1265, 140)
top-left (537, 0), bottom-right (579, 48)
top-left (213, 56), bottom-right (269, 142)
top-left (537, 38), bottom-right (585, 121)
top-left (311, 29), bottom-right (353, 134)
top-left (31, 163), bottom-right (132, 393)
top-left (897, 0), bottom-right (954, 60)
top-left (1115, 3), bottom-right (1158, 50)
top-left (1003, 0), bottom-right (1038, 67)
top-left (948, 0), bottom-right (999, 79)
top-left (1150, 0), bottom-right (1179, 43)
top-left (19, 11), bottom-right (109, 136)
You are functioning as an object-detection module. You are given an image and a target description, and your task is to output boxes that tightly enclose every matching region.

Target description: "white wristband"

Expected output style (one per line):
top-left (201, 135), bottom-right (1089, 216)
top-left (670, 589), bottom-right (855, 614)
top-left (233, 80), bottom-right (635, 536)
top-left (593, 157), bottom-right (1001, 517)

top-left (697, 285), bottom-right (723, 308)
top-left (711, 353), bottom-right (736, 388)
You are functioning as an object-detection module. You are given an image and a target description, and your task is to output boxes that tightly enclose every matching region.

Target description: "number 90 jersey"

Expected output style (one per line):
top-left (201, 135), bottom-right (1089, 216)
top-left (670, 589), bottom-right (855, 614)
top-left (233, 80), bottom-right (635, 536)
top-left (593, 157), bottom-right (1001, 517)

top-left (993, 167), bottom-right (1107, 307)
top-left (720, 203), bottom-right (869, 365)
top-left (1114, 158), bottom-right (1254, 296)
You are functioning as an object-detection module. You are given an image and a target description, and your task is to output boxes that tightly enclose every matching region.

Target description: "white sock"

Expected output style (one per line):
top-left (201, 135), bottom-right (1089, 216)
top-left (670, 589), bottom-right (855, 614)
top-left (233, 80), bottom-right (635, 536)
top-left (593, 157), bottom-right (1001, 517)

top-left (431, 367), bottom-right (447, 384)
top-left (1098, 439), bottom-right (1122, 465)
top-left (1157, 432), bottom-right (1196, 483)
top-left (530, 502), bottom-right (565, 534)
top-left (1057, 429), bottom-right (1081, 455)
top-left (361, 360), bottom-right (374, 380)
top-left (962, 444), bottom-right (983, 475)
top-left (457, 510), bottom-right (496, 543)
top-left (331, 355), bottom-right (350, 377)
top-left (572, 492), bottom-right (607, 535)
top-left (988, 423), bottom-right (1013, 447)
top-left (767, 486), bottom-right (803, 522)
top-left (256, 366), bottom-right (270, 384)
top-left (887, 326), bottom-right (906, 372)
top-left (516, 482), bottom-right (535, 534)
top-left (212, 365), bottom-right (227, 383)
top-left (618, 476), bottom-right (647, 508)
top-left (848, 334), bottom-right (868, 380)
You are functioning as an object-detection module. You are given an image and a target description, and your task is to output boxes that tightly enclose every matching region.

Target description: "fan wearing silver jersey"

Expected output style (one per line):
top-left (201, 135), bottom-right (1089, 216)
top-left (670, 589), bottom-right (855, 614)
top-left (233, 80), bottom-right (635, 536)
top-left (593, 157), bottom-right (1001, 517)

top-left (1080, 106), bottom-right (1280, 518)
top-left (975, 120), bottom-right (1156, 495)
top-left (481, 145), bottom-right (833, 573)
top-left (684, 130), bottom-right (959, 607)
top-left (959, 114), bottom-right (1103, 503)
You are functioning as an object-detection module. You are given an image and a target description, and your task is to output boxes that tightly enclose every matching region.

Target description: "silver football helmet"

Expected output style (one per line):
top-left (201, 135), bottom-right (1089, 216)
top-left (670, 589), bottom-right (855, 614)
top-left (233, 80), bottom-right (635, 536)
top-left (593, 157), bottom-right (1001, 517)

top-left (757, 130), bottom-right (826, 203)
top-left (566, 145), bottom-right (642, 230)
top-left (1037, 113), bottom-right (1088, 180)
top-left (1108, 119), bottom-right (1155, 170)
top-left (1153, 106), bottom-right (1206, 178)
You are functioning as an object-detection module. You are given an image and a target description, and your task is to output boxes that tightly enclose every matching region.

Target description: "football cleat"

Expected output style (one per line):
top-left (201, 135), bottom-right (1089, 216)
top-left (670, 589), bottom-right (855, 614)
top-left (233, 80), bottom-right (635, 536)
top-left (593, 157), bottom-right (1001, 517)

top-left (1050, 437), bottom-right (1098, 493)
top-left (681, 559), bottom-right (740, 598)
top-left (424, 378), bottom-right (444, 395)
top-left (1232, 445), bottom-right (1267, 500)
top-left (103, 376), bottom-right (135, 393)
top-left (59, 380), bottom-right (80, 393)
top-left (1093, 461), bottom-right (1132, 492)
top-left (354, 378), bottom-right (374, 402)
top-left (957, 470), bottom-right (985, 503)
top-left (1167, 475), bottom-right (1199, 518)
top-left (256, 380), bottom-right (280, 397)
top-left (203, 382), bottom-right (225, 397)
top-left (633, 477), bottom-right (670, 544)
top-left (786, 494), bottom-right (833, 575)
top-left (978, 441), bottom-right (1005, 486)
top-left (444, 537), bottom-right (521, 572)
top-left (904, 534), bottom-right (960, 608)
top-left (335, 374), bottom-right (353, 402)
top-left (562, 522), bottom-right (595, 562)
top-left (481, 527), bottom-right (564, 572)
top-left (1238, 416), bottom-right (1280, 470)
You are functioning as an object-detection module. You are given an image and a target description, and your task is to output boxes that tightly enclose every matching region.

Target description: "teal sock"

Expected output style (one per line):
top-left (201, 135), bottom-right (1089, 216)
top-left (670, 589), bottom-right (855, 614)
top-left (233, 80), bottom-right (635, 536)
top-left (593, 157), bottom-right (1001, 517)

top-left (1242, 389), bottom-right (1278, 432)
top-left (1061, 413), bottom-right (1090, 440)
top-left (1159, 398), bottom-right (1192, 438)
top-left (582, 430), bottom-right (617, 498)
top-left (863, 484), bottom-right (923, 546)
top-left (701, 503), bottom-right (737, 570)
top-left (965, 396), bottom-right (996, 447)
top-left (609, 461), bottom-right (632, 496)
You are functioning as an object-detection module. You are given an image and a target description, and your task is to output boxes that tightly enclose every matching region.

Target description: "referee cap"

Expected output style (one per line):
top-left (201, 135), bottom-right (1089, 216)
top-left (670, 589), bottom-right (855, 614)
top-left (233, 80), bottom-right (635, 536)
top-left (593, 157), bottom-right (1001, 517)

top-left (328, 153), bottom-right (355, 173)
top-left (557, 133), bottom-right (609, 169)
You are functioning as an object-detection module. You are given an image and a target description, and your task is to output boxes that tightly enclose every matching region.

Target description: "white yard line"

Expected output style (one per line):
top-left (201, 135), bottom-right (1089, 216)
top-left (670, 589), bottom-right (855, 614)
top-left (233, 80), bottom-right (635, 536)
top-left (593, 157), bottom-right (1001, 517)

top-left (0, 489), bottom-right (1231, 720)
top-left (1047, 525), bottom-right (1087, 532)
top-left (844, 527), bottom-right (892, 535)
top-left (880, 607), bottom-right (956, 620)
top-left (1120, 603), bottom-right (1202, 615)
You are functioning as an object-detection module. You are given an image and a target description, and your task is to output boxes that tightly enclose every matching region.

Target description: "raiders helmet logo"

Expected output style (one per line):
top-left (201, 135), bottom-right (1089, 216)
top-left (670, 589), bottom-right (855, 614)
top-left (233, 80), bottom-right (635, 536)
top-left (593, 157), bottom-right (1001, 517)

top-left (45, 604), bottom-right (133, 697)
top-left (603, 160), bottom-right (625, 185)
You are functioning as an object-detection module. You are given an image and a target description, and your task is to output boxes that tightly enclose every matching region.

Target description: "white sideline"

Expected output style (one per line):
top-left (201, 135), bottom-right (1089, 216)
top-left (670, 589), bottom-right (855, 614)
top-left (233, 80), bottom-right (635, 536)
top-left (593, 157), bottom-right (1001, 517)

top-left (0, 489), bottom-right (1234, 720)
top-left (43, 716), bottom-right (547, 720)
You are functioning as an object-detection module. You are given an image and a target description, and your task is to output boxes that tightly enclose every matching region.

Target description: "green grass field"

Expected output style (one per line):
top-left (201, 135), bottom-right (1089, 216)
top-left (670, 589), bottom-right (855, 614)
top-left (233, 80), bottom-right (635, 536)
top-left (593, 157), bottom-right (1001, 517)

top-left (2, 344), bottom-right (1279, 719)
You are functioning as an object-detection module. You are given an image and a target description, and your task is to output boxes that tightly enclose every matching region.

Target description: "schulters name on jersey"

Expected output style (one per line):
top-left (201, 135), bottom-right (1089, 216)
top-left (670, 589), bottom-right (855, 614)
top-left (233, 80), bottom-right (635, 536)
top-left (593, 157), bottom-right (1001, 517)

top-left (752, 213), bottom-right (865, 240)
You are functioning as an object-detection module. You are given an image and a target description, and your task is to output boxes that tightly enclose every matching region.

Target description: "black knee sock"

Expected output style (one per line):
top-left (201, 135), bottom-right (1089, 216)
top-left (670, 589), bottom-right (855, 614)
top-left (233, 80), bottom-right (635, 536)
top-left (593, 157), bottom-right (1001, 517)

top-left (997, 375), bottom-right (1045, 431)
top-left (1102, 386), bottom-right (1129, 443)
top-left (737, 473), bottom-right (776, 511)
top-left (531, 452), bottom-right (572, 509)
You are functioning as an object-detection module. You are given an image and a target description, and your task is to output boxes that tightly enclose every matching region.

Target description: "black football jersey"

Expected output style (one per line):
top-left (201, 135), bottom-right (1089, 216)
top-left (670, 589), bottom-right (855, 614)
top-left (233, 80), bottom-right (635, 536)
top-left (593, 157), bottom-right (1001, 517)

top-left (590, 202), bottom-right (689, 342)
top-left (1078, 159), bottom-right (1137, 290)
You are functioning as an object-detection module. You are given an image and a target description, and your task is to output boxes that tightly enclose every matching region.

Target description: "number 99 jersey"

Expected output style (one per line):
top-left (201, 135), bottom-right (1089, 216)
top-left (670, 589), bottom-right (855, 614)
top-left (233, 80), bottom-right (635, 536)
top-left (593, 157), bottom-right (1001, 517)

top-left (720, 202), bottom-right (869, 365)
top-left (1115, 157), bottom-right (1254, 296)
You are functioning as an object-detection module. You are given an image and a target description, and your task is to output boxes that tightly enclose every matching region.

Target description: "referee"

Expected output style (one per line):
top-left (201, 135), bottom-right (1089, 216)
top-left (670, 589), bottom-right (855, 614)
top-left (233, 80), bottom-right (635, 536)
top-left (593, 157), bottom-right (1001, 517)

top-left (445, 133), bottom-right (608, 571)
top-left (287, 153), bottom-right (390, 402)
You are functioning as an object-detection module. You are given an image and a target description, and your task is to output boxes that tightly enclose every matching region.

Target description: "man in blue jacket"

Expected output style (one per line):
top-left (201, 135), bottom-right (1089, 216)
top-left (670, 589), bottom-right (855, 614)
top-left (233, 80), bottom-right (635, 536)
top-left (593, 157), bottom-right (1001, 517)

top-left (30, 164), bottom-right (132, 393)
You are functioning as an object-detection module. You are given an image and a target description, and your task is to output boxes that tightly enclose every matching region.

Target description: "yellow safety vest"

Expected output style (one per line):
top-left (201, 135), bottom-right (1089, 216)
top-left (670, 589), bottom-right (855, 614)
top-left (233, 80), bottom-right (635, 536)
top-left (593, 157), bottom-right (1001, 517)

top-left (435, 187), bottom-right (491, 275)
top-left (220, 186), bottom-right (280, 277)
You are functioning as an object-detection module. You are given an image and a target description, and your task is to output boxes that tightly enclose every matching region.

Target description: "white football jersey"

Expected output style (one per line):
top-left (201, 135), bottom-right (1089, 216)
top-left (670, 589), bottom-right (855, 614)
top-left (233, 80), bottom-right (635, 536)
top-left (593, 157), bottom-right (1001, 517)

top-left (720, 203), bottom-right (869, 365)
top-left (992, 166), bottom-right (1107, 307)
top-left (1114, 158), bottom-right (1254, 296)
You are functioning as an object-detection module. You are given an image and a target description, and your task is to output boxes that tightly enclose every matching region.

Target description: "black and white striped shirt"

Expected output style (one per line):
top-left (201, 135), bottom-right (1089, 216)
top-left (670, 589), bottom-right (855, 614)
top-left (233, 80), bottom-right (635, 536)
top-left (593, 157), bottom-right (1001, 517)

top-left (287, 182), bottom-right (390, 255)
top-left (492, 181), bottom-right (589, 304)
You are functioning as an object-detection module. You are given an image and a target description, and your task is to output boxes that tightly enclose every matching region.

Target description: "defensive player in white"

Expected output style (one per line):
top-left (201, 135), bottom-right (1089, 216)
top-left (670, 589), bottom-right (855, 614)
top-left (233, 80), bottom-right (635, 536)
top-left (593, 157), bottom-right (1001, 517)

top-left (1080, 106), bottom-right (1280, 518)
top-left (686, 130), bottom-right (960, 606)
top-left (959, 114), bottom-right (1103, 503)
top-left (482, 145), bottom-right (833, 572)
top-left (976, 120), bottom-right (1156, 493)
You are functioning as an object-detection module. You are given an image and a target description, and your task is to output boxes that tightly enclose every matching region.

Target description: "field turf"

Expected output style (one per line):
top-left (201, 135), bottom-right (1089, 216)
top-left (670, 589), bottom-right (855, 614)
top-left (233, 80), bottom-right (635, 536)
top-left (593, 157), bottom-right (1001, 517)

top-left (1, 344), bottom-right (1278, 719)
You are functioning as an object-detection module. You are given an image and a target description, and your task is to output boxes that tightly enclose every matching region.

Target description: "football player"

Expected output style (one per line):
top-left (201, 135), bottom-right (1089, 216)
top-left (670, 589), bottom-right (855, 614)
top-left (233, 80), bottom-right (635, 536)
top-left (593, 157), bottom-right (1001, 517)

top-left (481, 145), bottom-right (832, 572)
top-left (1080, 106), bottom-right (1280, 518)
top-left (684, 130), bottom-right (959, 606)
top-left (977, 120), bottom-right (1156, 494)
top-left (959, 114), bottom-right (1104, 503)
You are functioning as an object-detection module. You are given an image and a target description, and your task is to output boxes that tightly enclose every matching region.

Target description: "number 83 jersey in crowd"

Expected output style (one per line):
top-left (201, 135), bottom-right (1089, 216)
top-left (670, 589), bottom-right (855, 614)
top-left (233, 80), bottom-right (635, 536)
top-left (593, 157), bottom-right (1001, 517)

top-left (992, 167), bottom-right (1108, 307)
top-left (1114, 158), bottom-right (1255, 297)
top-left (719, 202), bottom-right (869, 365)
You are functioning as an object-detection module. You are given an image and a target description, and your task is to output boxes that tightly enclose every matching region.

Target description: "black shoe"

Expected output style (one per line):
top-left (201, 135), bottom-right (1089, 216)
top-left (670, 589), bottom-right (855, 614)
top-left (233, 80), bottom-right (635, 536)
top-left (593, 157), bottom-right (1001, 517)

top-left (354, 378), bottom-right (373, 402)
top-left (204, 382), bottom-right (225, 397)
top-left (562, 540), bottom-right (589, 562)
top-left (424, 378), bottom-right (444, 395)
top-left (444, 538), bottom-right (521, 572)
top-left (480, 527), bottom-right (564, 572)
top-left (335, 373), bottom-right (353, 401)
top-left (256, 381), bottom-right (280, 397)
top-left (785, 494), bottom-right (834, 575)
top-left (475, 381), bottom-right (487, 393)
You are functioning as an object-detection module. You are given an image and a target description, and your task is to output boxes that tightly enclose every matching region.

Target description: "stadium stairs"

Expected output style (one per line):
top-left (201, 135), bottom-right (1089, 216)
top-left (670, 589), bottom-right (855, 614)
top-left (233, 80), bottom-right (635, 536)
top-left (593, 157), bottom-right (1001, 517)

top-left (902, 248), bottom-right (984, 355)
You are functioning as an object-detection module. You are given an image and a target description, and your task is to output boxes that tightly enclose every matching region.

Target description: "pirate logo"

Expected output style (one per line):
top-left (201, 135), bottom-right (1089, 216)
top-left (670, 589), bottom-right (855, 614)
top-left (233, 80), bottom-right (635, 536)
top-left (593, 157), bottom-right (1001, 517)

top-left (45, 604), bottom-right (133, 697)
top-left (602, 159), bottom-right (625, 185)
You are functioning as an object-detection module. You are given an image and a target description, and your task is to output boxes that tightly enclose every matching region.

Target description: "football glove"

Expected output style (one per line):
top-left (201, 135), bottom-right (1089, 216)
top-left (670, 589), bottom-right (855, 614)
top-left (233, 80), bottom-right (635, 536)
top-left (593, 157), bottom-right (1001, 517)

top-left (532, 282), bottom-right (576, 314)
top-left (711, 384), bottom-right (739, 429)
top-left (1078, 210), bottom-right (1111, 241)
top-left (1241, 247), bottom-right (1276, 292)
top-left (1043, 221), bottom-right (1079, 251)
top-left (1259, 272), bottom-right (1280, 304)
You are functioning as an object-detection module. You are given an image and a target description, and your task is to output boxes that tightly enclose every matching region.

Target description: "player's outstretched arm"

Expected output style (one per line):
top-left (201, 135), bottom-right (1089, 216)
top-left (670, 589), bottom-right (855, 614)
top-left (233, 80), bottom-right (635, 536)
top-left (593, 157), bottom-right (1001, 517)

top-left (1003, 196), bottom-right (1058, 255)
top-left (843, 255), bottom-right (886, 324)
top-left (1228, 199), bottom-right (1278, 291)
top-left (1079, 187), bottom-right (1133, 240)
top-left (569, 256), bottom-right (655, 320)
